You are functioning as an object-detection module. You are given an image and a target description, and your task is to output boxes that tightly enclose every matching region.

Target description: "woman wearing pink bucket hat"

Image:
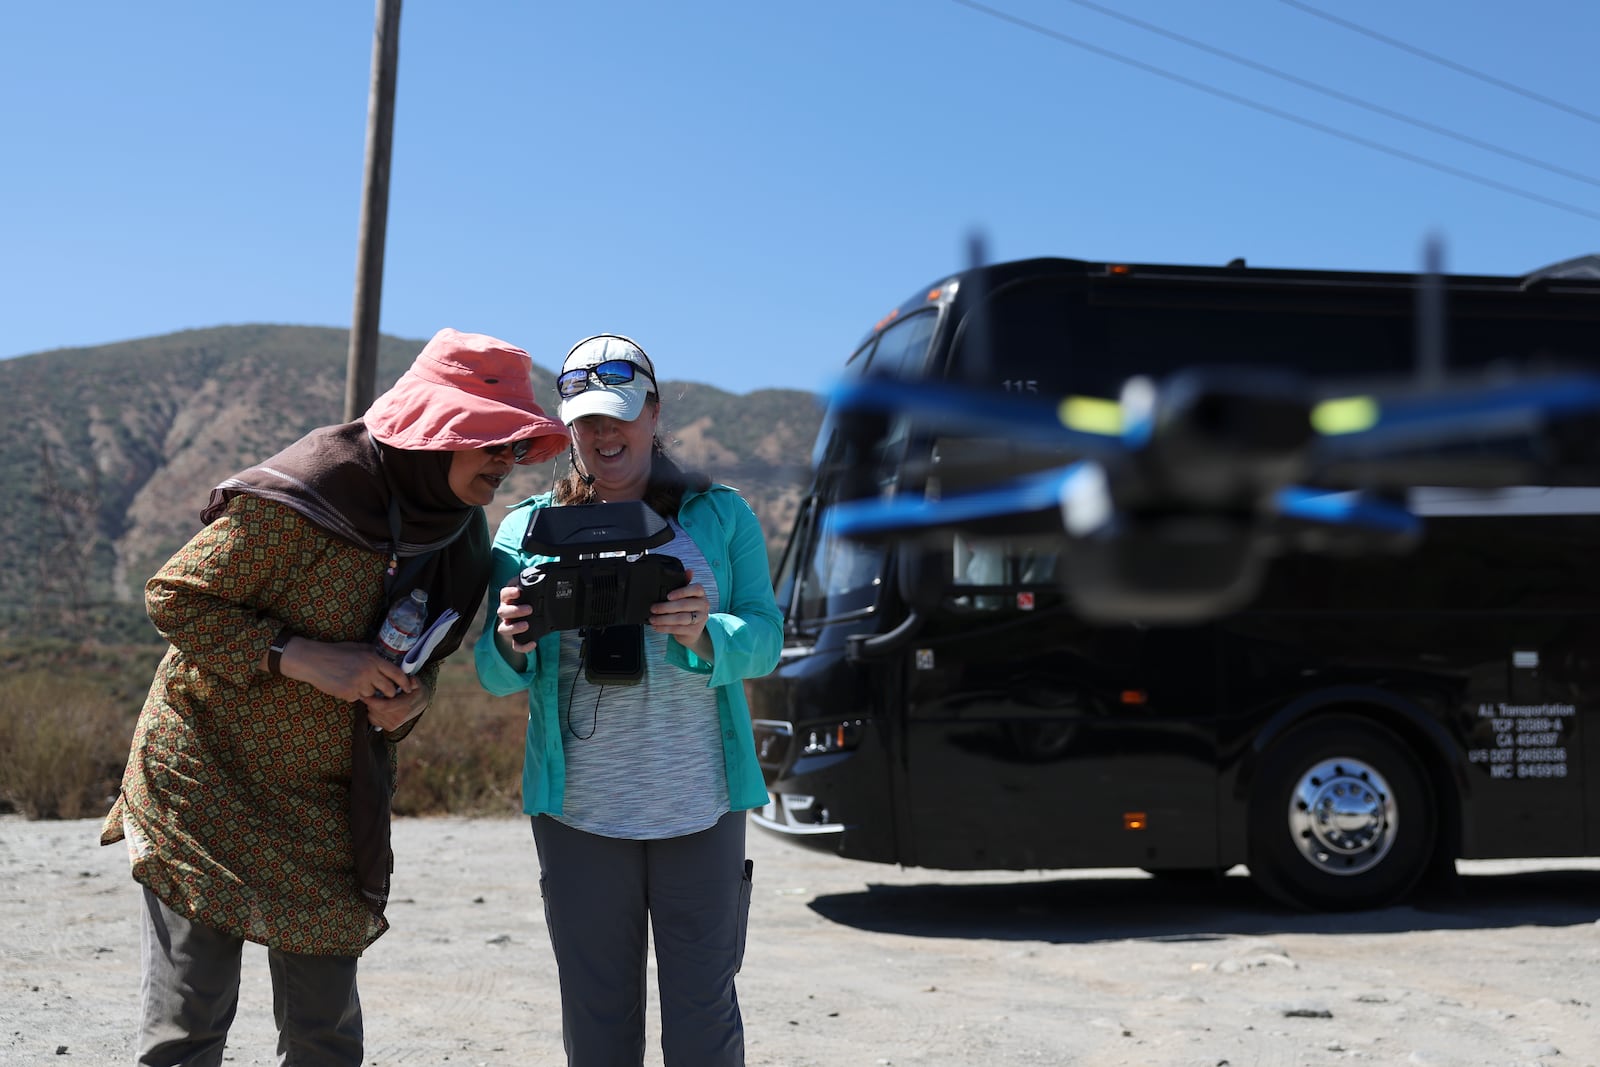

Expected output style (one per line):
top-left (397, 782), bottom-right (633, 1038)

top-left (101, 328), bottom-right (567, 1066)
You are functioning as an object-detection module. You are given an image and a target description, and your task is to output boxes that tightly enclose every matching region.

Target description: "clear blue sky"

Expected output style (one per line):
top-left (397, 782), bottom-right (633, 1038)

top-left (5, 1), bottom-right (1596, 395)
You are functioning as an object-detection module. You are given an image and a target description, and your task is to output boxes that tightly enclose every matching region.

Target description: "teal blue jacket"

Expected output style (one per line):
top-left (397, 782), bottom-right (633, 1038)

top-left (474, 485), bottom-right (782, 817)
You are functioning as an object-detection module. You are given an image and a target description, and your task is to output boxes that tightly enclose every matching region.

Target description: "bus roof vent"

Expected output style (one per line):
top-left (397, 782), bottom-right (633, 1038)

top-left (1225, 257), bottom-right (1247, 268)
top-left (1521, 253), bottom-right (1600, 288)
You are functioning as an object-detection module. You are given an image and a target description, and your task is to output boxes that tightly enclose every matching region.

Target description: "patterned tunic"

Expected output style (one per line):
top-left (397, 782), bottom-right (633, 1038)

top-left (100, 494), bottom-right (432, 955)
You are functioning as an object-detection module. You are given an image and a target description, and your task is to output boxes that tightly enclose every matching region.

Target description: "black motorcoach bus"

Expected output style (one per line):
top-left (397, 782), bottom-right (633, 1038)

top-left (746, 253), bottom-right (1600, 910)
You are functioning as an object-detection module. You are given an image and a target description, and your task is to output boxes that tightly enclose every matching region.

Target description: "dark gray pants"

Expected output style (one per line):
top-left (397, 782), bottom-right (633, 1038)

top-left (136, 887), bottom-right (363, 1067)
top-left (532, 811), bottom-right (753, 1067)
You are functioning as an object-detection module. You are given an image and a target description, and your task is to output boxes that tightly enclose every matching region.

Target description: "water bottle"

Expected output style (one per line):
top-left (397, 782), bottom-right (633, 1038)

top-left (375, 588), bottom-right (429, 664)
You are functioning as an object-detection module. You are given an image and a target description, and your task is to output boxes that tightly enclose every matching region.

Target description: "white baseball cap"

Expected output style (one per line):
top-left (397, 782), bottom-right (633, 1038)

top-left (556, 334), bottom-right (658, 425)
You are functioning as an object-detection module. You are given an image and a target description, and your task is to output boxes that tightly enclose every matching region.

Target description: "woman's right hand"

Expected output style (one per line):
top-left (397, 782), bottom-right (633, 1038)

top-left (277, 638), bottom-right (417, 704)
top-left (495, 580), bottom-right (540, 653)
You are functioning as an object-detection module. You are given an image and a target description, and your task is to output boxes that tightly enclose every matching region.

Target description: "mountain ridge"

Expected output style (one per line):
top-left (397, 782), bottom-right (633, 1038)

top-left (0, 325), bottom-right (822, 643)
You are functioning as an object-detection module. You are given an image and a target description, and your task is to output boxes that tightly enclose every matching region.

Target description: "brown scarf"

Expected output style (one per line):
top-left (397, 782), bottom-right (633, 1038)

top-left (205, 419), bottom-right (492, 917)
top-left (205, 419), bottom-right (491, 632)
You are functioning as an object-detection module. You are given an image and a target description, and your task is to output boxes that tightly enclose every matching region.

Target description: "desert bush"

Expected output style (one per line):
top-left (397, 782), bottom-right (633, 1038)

top-left (392, 660), bottom-right (528, 817)
top-left (0, 644), bottom-right (532, 820)
top-left (0, 669), bottom-right (135, 819)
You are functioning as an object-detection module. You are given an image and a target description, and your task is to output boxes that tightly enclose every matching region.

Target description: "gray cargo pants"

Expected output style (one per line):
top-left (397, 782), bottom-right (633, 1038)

top-left (135, 886), bottom-right (363, 1067)
top-left (532, 811), bottom-right (753, 1067)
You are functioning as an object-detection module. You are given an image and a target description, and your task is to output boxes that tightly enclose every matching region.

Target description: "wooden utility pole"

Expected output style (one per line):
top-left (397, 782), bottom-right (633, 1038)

top-left (344, 0), bottom-right (403, 421)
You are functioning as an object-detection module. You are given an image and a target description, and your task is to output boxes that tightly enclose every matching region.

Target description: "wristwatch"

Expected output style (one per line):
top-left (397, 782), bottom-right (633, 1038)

top-left (267, 627), bottom-right (295, 676)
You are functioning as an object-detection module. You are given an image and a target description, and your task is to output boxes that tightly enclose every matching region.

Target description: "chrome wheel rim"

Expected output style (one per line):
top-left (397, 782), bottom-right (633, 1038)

top-left (1287, 757), bottom-right (1396, 876)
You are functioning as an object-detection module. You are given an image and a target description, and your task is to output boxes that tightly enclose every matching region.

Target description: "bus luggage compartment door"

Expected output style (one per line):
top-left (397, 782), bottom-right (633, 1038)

top-left (901, 622), bottom-right (1219, 872)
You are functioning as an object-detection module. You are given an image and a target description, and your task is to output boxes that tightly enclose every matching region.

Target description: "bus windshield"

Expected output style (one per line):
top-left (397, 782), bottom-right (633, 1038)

top-left (788, 502), bottom-right (885, 625)
top-left (781, 308), bottom-right (940, 629)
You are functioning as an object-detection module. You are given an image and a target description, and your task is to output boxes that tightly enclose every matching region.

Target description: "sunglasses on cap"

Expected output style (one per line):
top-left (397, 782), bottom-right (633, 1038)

top-left (483, 439), bottom-right (536, 461)
top-left (556, 359), bottom-right (655, 399)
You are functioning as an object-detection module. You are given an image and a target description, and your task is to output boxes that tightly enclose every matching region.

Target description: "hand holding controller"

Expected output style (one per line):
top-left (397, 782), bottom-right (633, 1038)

top-left (513, 553), bottom-right (688, 632)
top-left (507, 500), bottom-right (690, 641)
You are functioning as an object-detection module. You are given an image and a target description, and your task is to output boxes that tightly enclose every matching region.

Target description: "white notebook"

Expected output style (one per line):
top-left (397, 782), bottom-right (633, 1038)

top-left (401, 608), bottom-right (460, 675)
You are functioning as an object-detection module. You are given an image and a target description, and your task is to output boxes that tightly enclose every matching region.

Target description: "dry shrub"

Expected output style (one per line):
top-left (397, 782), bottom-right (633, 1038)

top-left (391, 661), bottom-right (528, 816)
top-left (0, 644), bottom-right (531, 821)
top-left (0, 670), bottom-right (135, 819)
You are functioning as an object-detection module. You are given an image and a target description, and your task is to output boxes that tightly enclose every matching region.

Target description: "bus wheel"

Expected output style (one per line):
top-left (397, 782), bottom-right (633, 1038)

top-left (1247, 715), bottom-right (1435, 911)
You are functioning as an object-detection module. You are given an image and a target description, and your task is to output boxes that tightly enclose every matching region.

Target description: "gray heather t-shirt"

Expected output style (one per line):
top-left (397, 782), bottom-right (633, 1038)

top-left (554, 520), bottom-right (727, 839)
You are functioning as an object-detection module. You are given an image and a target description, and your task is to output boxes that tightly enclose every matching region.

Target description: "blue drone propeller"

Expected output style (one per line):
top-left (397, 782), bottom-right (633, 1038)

top-left (823, 365), bottom-right (1600, 622)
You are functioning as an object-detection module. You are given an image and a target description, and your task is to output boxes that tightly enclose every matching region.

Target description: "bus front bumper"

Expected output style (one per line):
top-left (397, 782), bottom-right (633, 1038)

top-left (750, 792), bottom-right (847, 837)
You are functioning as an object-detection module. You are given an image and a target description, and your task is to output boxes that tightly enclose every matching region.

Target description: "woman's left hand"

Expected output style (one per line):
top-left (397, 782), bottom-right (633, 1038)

top-left (363, 687), bottom-right (429, 733)
top-left (650, 569), bottom-right (711, 648)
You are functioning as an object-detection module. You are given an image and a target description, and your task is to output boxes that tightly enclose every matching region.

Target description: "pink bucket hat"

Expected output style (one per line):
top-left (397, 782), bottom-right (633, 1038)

top-left (365, 328), bottom-right (569, 463)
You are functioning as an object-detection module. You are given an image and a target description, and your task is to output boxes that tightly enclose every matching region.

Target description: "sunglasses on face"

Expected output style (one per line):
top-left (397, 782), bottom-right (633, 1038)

top-left (557, 359), bottom-right (655, 399)
top-left (483, 440), bottom-right (535, 461)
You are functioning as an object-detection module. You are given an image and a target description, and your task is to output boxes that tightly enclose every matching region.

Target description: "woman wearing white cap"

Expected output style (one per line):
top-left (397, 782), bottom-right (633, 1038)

top-left (476, 333), bottom-right (782, 1066)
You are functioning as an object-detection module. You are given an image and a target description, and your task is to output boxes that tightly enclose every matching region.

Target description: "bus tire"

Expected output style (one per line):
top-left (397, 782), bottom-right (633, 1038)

top-left (1247, 715), bottom-right (1435, 911)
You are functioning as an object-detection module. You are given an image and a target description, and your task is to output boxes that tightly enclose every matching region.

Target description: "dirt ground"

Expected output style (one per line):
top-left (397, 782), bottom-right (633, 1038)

top-left (3, 813), bottom-right (1598, 1066)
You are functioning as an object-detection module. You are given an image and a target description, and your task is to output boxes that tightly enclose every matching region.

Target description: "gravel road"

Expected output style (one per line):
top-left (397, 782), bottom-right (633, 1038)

top-left (3, 814), bottom-right (1598, 1066)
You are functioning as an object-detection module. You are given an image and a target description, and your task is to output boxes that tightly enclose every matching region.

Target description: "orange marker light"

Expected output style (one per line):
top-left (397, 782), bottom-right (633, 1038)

top-left (874, 308), bottom-right (900, 332)
top-left (1120, 690), bottom-right (1147, 705)
top-left (1124, 812), bottom-right (1148, 831)
top-left (1107, 263), bottom-right (1133, 276)
top-left (926, 288), bottom-right (943, 302)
